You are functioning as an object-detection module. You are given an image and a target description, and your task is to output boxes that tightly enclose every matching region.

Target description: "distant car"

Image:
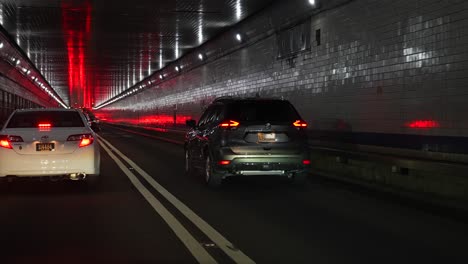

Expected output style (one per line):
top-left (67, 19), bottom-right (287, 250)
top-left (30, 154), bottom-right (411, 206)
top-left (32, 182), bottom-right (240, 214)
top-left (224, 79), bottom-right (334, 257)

top-left (0, 108), bottom-right (100, 186)
top-left (81, 109), bottom-right (101, 132)
top-left (83, 111), bottom-right (101, 133)
top-left (185, 97), bottom-right (310, 187)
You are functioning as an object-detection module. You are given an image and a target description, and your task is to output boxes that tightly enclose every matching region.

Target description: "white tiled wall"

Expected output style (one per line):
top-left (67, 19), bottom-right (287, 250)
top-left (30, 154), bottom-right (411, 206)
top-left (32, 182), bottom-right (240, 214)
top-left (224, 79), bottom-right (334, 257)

top-left (100, 0), bottom-right (468, 137)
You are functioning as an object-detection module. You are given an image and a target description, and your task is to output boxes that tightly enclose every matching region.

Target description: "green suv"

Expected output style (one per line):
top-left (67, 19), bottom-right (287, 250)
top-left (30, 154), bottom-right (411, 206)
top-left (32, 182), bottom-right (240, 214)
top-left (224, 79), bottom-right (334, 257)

top-left (185, 97), bottom-right (310, 187)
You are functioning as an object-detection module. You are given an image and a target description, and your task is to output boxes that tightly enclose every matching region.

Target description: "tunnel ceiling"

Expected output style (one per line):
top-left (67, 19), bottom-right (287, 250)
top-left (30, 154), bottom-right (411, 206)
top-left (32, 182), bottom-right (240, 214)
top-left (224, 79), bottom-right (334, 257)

top-left (0, 0), bottom-right (276, 108)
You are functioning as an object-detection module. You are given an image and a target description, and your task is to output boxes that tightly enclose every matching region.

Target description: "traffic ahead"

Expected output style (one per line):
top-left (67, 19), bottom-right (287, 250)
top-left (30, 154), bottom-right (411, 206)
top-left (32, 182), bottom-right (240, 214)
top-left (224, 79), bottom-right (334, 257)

top-left (1, 124), bottom-right (467, 263)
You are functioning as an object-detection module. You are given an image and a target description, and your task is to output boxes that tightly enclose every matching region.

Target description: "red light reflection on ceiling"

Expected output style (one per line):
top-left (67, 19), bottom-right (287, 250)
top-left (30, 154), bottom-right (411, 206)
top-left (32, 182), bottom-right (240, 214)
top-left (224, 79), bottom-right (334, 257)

top-left (62, 1), bottom-right (92, 108)
top-left (407, 120), bottom-right (439, 128)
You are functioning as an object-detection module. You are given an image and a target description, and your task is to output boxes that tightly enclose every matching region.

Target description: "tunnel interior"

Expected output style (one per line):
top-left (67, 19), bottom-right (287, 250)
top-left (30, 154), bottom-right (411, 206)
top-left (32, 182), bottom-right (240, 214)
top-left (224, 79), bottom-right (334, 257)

top-left (1, 0), bottom-right (468, 205)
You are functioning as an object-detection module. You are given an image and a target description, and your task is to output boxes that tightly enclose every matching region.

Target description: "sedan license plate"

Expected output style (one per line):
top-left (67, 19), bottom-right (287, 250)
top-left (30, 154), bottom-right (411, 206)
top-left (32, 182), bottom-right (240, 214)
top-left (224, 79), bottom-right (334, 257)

top-left (258, 133), bottom-right (276, 142)
top-left (36, 143), bottom-right (55, 152)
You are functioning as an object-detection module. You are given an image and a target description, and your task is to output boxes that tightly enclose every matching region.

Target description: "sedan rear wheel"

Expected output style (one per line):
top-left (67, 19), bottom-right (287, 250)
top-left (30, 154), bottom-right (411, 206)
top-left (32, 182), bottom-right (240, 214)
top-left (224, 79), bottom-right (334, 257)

top-left (205, 155), bottom-right (222, 188)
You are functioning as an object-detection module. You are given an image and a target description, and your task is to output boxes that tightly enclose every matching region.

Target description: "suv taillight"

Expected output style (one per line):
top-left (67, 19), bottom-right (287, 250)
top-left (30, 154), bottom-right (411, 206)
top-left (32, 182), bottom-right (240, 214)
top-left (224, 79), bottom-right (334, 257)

top-left (293, 120), bottom-right (307, 128)
top-left (219, 120), bottom-right (240, 128)
top-left (67, 134), bottom-right (94, 148)
top-left (0, 135), bottom-right (23, 149)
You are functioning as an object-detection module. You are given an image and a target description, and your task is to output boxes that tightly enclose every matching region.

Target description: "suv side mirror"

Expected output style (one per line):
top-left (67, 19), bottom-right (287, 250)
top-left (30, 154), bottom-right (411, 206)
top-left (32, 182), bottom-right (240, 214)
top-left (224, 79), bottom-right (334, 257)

top-left (186, 120), bottom-right (197, 128)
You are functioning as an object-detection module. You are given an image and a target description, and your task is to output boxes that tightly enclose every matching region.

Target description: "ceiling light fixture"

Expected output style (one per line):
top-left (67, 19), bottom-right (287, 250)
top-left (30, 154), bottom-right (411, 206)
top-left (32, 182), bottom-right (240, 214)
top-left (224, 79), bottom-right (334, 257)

top-left (235, 33), bottom-right (243, 42)
top-left (198, 53), bottom-right (205, 61)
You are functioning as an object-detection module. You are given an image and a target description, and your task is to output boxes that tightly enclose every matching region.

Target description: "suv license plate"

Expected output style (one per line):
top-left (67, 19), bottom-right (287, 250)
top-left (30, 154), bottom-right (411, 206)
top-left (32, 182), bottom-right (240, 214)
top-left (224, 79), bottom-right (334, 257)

top-left (36, 143), bottom-right (55, 151)
top-left (258, 133), bottom-right (276, 142)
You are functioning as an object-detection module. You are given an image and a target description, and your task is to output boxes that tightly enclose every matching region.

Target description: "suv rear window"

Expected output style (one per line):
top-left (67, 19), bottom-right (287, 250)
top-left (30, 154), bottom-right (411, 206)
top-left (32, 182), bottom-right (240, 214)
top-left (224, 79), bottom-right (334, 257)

top-left (6, 111), bottom-right (85, 128)
top-left (225, 100), bottom-right (300, 122)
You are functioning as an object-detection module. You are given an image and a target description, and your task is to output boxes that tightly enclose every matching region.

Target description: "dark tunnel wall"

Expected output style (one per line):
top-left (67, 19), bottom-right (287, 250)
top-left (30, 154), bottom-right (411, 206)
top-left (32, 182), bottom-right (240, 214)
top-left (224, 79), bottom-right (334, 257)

top-left (0, 63), bottom-right (58, 122)
top-left (97, 0), bottom-right (468, 139)
top-left (0, 26), bottom-right (62, 122)
top-left (0, 75), bottom-right (42, 122)
top-left (0, 62), bottom-right (58, 122)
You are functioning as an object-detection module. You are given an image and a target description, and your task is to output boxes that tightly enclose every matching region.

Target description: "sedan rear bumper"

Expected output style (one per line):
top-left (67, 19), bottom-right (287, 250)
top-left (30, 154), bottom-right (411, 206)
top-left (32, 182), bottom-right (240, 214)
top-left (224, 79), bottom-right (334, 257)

top-left (0, 146), bottom-right (100, 177)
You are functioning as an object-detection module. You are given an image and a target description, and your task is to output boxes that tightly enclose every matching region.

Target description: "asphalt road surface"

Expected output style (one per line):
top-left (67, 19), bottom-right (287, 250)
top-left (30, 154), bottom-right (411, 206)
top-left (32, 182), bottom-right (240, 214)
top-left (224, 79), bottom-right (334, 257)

top-left (1, 125), bottom-right (467, 264)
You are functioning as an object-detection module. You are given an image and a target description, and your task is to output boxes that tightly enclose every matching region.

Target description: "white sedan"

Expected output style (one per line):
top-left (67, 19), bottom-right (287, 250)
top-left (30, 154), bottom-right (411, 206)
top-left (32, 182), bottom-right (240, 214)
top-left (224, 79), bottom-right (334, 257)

top-left (0, 108), bottom-right (100, 185)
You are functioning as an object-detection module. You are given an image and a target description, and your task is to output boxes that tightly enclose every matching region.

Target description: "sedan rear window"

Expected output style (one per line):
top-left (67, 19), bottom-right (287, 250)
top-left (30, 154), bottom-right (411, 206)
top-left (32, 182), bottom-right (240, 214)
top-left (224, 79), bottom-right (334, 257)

top-left (6, 111), bottom-right (85, 128)
top-left (225, 100), bottom-right (301, 122)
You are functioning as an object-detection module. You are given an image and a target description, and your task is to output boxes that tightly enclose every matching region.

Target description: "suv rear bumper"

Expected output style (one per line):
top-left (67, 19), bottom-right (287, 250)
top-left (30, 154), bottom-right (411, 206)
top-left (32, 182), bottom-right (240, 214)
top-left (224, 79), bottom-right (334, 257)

top-left (213, 149), bottom-right (310, 178)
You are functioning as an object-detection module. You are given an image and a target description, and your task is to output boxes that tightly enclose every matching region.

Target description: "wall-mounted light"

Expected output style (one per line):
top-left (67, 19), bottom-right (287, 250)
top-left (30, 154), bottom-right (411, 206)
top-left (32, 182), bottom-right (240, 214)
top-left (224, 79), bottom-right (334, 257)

top-left (175, 66), bottom-right (180, 72)
top-left (235, 33), bottom-right (243, 42)
top-left (0, 42), bottom-right (3, 49)
top-left (16, 59), bottom-right (20, 65)
top-left (159, 74), bottom-right (164, 80)
top-left (26, 70), bottom-right (31, 75)
top-left (406, 120), bottom-right (439, 128)
top-left (308, 0), bottom-right (320, 8)
top-left (198, 53), bottom-right (205, 61)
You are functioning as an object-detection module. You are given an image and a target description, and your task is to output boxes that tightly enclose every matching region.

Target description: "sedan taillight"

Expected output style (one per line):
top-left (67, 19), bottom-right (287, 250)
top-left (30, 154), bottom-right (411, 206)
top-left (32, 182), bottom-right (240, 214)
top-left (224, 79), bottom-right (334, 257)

top-left (67, 134), bottom-right (94, 148)
top-left (0, 138), bottom-right (11, 149)
top-left (0, 135), bottom-right (23, 149)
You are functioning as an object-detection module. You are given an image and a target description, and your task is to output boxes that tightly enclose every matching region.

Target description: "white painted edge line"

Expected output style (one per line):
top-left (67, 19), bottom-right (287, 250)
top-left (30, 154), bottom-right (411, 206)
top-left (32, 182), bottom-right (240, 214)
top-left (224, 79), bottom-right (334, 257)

top-left (99, 140), bottom-right (217, 264)
top-left (98, 135), bottom-right (255, 264)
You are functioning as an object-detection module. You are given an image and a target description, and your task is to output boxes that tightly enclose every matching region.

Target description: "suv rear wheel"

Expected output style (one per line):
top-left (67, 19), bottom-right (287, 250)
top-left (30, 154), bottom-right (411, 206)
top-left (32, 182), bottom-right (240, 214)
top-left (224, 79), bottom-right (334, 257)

top-left (205, 155), bottom-right (223, 188)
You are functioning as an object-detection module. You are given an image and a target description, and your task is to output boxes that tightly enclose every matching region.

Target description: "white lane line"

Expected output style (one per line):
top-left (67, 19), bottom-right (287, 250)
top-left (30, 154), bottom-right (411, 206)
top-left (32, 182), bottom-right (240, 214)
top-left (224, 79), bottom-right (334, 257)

top-left (98, 135), bottom-right (255, 264)
top-left (99, 141), bottom-right (217, 264)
